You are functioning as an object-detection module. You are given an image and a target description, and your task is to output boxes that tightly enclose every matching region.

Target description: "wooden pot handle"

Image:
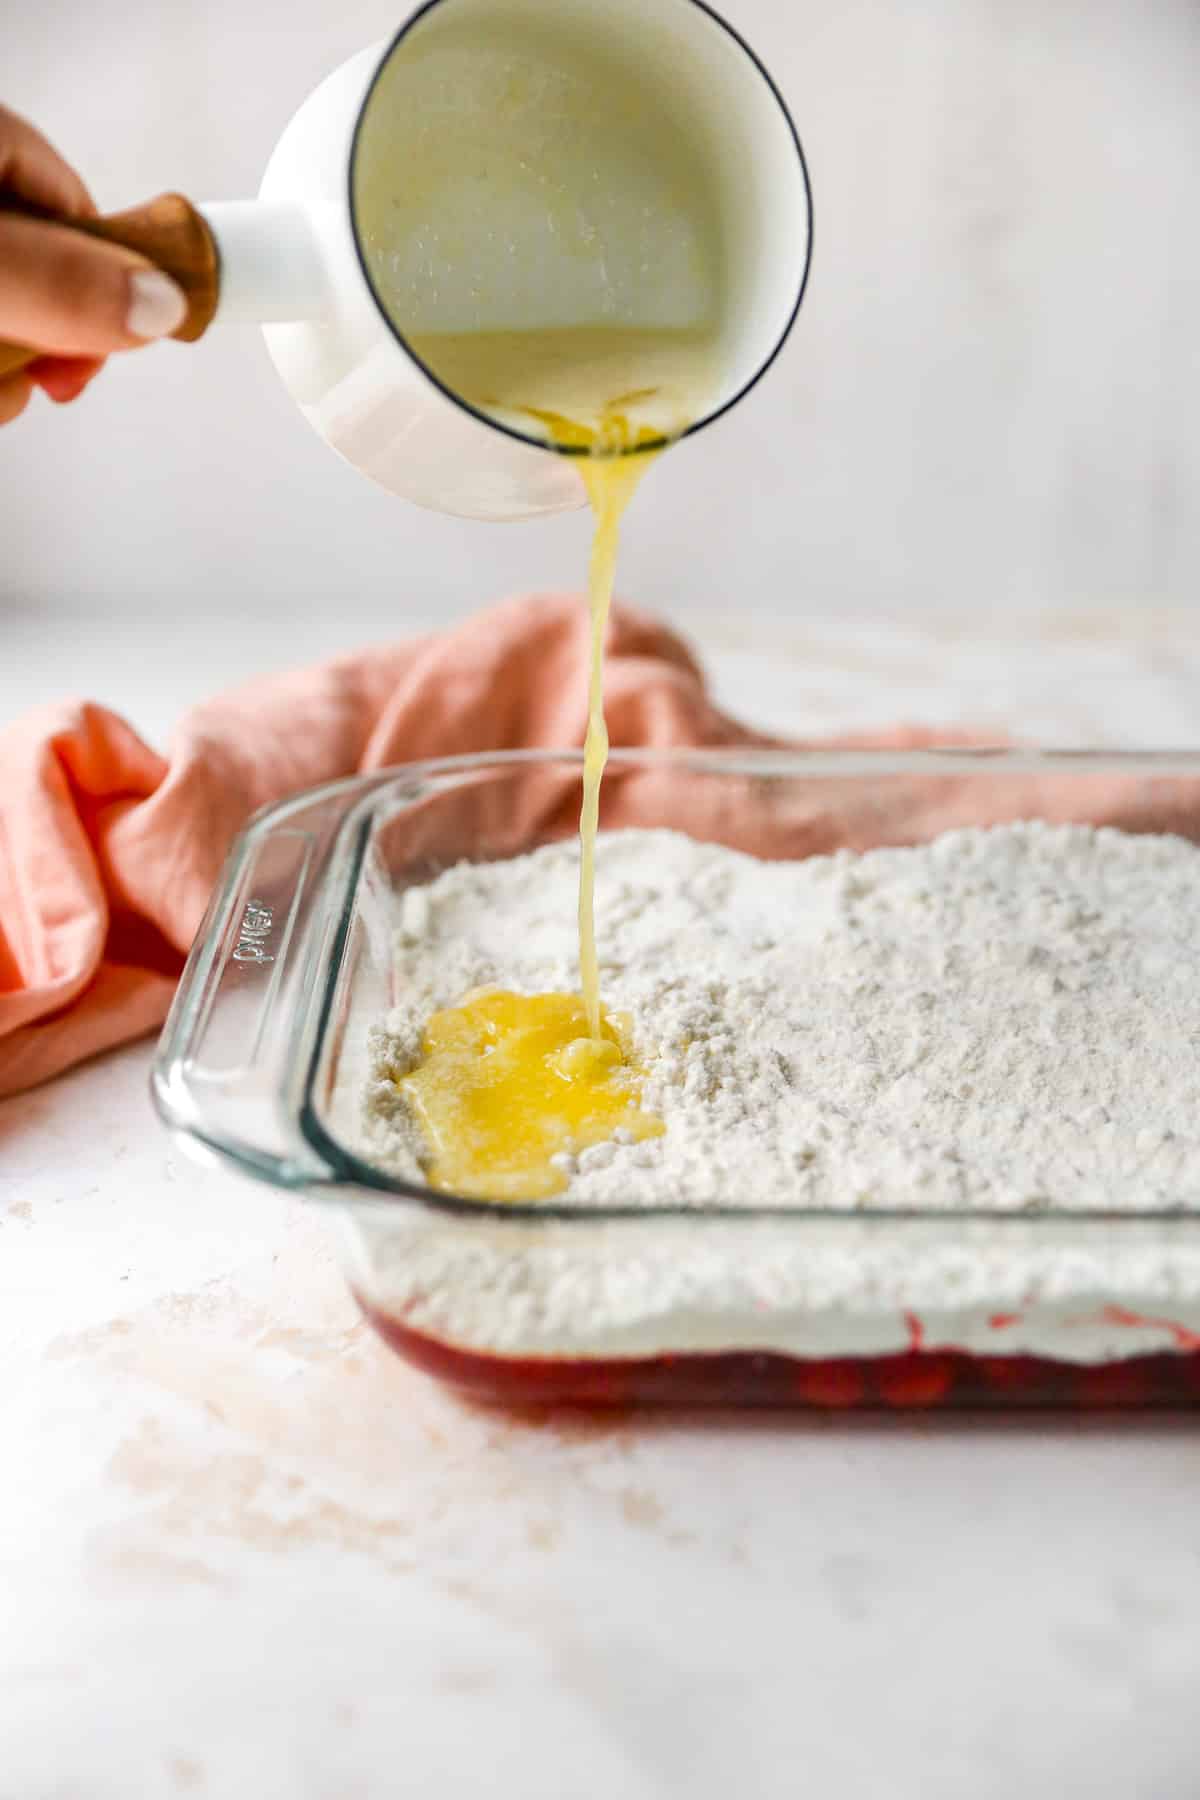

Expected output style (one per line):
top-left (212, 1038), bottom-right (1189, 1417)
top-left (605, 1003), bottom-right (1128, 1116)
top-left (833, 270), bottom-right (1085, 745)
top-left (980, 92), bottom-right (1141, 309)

top-left (0, 192), bottom-right (219, 380)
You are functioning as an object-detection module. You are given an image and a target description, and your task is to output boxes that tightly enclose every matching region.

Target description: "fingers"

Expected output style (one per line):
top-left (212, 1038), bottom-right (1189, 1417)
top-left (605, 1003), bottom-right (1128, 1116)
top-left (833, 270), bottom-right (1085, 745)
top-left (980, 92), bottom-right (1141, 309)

top-left (0, 355), bottom-right (103, 427)
top-left (0, 110), bottom-right (114, 424)
top-left (27, 353), bottom-right (104, 403)
top-left (0, 212), bottom-right (186, 356)
top-left (0, 105), bottom-right (94, 218)
top-left (0, 368), bottom-right (33, 425)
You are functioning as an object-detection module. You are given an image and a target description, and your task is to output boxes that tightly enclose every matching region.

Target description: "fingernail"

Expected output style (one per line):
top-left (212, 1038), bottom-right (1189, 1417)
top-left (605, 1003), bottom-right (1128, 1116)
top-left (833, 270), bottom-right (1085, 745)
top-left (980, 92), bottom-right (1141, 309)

top-left (126, 269), bottom-right (188, 341)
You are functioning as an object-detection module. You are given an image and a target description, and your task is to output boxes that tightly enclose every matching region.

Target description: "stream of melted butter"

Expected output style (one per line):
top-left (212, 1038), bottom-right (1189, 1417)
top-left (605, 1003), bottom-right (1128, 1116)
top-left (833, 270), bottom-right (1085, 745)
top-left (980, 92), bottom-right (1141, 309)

top-left (396, 328), bottom-right (715, 1198)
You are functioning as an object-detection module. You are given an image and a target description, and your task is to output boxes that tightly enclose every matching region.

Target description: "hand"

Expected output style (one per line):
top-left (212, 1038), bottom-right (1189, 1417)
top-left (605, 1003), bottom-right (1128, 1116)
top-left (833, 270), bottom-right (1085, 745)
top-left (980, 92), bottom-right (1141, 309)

top-left (0, 106), bottom-right (187, 424)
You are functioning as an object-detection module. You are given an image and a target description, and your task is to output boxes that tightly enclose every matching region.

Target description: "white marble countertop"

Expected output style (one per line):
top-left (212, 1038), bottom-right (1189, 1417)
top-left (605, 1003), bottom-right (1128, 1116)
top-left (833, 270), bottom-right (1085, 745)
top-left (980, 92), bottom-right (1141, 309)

top-left (5, 609), bottom-right (1200, 1800)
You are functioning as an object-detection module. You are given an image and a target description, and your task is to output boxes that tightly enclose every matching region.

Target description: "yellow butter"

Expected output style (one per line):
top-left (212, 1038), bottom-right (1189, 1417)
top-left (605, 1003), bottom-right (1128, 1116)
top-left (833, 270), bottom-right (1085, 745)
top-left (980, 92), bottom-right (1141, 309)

top-left (401, 988), bottom-right (662, 1201)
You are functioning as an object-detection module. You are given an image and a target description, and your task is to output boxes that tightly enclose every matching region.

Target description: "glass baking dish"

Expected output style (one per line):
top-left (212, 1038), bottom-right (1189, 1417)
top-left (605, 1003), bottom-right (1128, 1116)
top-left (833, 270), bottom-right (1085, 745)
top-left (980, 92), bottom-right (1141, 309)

top-left (152, 748), bottom-right (1200, 1409)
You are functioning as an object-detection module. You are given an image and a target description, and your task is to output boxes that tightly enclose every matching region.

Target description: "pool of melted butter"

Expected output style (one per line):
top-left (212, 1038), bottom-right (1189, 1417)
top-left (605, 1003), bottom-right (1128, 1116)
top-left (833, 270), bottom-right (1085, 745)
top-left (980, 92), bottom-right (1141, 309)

top-left (400, 988), bottom-right (663, 1200)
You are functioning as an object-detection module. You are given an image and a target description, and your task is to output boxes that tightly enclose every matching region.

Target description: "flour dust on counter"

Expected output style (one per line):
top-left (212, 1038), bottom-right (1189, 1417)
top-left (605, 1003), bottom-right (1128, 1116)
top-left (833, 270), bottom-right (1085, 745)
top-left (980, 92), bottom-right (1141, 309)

top-left (363, 822), bottom-right (1200, 1213)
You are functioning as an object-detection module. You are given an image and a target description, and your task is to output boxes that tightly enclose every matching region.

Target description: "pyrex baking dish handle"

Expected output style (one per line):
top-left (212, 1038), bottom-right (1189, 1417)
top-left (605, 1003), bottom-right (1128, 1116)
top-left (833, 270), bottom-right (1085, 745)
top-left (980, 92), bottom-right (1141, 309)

top-left (150, 775), bottom-right (390, 1190)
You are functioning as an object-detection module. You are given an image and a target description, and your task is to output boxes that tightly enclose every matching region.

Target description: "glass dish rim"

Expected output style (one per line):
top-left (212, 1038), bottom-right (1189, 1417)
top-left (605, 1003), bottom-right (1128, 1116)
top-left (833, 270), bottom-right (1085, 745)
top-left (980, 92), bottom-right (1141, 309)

top-left (277, 743), bottom-right (1200, 1226)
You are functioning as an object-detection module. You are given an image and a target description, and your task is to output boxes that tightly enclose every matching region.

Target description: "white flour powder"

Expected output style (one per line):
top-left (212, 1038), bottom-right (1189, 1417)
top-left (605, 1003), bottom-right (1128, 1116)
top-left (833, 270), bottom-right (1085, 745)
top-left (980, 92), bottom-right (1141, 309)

top-left (362, 823), bottom-right (1200, 1215)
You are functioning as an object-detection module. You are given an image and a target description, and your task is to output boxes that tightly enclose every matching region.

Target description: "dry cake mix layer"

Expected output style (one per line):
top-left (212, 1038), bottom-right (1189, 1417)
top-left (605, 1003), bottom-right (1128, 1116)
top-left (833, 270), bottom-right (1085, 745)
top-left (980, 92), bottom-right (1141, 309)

top-left (362, 824), bottom-right (1200, 1215)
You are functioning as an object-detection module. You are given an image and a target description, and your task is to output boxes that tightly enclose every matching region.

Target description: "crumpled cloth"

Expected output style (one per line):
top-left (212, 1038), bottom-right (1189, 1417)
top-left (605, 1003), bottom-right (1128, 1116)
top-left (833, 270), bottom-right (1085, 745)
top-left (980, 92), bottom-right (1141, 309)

top-left (1, 593), bottom-right (1194, 1098)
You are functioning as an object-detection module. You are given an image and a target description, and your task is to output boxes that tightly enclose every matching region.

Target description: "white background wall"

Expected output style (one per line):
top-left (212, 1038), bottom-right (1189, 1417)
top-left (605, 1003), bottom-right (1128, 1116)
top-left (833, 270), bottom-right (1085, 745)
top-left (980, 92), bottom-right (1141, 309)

top-left (2, 0), bottom-right (1198, 637)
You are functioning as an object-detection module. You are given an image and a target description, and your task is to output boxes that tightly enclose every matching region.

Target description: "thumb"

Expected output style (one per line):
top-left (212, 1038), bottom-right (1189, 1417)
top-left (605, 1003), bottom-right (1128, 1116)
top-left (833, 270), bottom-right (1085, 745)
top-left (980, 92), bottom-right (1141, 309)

top-left (0, 211), bottom-right (186, 356)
